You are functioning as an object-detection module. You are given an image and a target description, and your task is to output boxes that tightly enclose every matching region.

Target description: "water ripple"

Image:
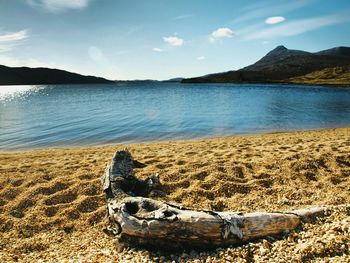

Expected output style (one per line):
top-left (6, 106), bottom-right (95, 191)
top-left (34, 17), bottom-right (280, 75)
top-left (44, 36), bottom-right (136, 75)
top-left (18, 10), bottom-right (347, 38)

top-left (1, 83), bottom-right (350, 150)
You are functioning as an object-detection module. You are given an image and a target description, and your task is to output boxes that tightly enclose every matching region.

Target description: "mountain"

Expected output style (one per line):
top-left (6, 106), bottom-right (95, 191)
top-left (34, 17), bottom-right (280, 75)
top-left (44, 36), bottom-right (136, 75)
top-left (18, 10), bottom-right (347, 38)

top-left (182, 46), bottom-right (350, 84)
top-left (288, 65), bottom-right (350, 86)
top-left (0, 65), bottom-right (113, 85)
top-left (315, 46), bottom-right (350, 57)
top-left (162, 77), bottom-right (184, 82)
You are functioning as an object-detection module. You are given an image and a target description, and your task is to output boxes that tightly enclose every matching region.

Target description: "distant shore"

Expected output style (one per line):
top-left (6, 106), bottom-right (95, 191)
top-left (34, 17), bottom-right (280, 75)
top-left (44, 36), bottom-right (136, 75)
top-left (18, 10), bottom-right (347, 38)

top-left (1, 127), bottom-right (350, 261)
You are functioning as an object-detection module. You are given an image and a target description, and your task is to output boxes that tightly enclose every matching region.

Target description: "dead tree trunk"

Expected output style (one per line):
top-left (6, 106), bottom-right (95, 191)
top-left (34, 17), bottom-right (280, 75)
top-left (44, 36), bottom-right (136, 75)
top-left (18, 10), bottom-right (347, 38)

top-left (102, 150), bottom-right (327, 250)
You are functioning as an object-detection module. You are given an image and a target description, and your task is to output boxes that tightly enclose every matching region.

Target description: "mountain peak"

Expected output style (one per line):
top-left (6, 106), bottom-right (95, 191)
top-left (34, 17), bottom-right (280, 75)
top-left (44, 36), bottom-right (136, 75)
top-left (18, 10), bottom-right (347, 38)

top-left (273, 45), bottom-right (288, 51)
top-left (263, 45), bottom-right (289, 58)
top-left (267, 45), bottom-right (288, 55)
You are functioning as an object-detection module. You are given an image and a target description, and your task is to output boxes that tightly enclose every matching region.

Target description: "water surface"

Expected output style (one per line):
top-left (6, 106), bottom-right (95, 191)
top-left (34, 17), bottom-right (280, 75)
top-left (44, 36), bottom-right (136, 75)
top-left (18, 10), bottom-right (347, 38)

top-left (1, 83), bottom-right (350, 150)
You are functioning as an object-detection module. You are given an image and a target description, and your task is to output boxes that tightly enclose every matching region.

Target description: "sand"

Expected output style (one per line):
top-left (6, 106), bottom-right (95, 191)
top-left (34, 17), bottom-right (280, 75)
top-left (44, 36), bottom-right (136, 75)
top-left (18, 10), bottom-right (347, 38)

top-left (0, 128), bottom-right (350, 262)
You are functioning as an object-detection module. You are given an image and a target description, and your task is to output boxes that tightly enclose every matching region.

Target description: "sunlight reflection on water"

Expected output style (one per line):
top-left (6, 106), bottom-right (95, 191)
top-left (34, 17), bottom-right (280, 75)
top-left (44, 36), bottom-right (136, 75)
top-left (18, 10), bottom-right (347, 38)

top-left (0, 85), bottom-right (45, 102)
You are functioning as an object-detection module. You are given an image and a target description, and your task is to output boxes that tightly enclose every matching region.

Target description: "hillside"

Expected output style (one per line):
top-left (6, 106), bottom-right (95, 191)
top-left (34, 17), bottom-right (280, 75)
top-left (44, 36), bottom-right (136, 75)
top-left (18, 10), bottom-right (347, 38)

top-left (0, 65), bottom-right (113, 85)
top-left (182, 46), bottom-right (350, 84)
top-left (287, 65), bottom-right (350, 86)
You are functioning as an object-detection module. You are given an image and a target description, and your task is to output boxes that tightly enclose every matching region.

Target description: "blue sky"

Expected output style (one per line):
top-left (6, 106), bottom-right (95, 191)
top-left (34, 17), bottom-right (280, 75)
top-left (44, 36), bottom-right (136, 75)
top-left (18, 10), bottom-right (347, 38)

top-left (0, 0), bottom-right (349, 80)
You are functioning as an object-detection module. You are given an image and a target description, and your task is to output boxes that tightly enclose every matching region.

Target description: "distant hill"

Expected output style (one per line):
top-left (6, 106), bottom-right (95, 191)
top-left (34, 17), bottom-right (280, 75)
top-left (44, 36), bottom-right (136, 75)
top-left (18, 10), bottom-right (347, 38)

top-left (182, 46), bottom-right (350, 85)
top-left (287, 65), bottom-right (350, 86)
top-left (0, 65), bottom-right (113, 85)
top-left (115, 79), bottom-right (159, 84)
top-left (315, 46), bottom-right (350, 57)
top-left (163, 77), bottom-right (184, 83)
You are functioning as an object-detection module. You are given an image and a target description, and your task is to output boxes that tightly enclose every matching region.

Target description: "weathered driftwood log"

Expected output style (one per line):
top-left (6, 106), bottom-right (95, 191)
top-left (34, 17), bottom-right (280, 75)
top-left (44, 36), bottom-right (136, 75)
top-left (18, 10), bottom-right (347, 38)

top-left (102, 150), bottom-right (327, 250)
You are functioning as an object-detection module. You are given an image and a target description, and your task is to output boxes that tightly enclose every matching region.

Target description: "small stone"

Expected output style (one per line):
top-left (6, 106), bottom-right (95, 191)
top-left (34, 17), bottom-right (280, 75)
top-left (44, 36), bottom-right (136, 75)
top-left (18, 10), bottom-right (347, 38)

top-left (263, 240), bottom-right (271, 249)
top-left (190, 250), bottom-right (198, 257)
top-left (259, 247), bottom-right (268, 256)
top-left (181, 253), bottom-right (189, 259)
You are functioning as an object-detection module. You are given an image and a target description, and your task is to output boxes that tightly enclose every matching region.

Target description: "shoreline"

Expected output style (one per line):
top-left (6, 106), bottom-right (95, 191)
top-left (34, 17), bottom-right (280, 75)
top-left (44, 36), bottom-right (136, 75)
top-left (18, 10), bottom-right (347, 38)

top-left (1, 80), bottom-right (350, 87)
top-left (1, 126), bottom-right (350, 153)
top-left (181, 80), bottom-right (350, 88)
top-left (1, 127), bottom-right (350, 261)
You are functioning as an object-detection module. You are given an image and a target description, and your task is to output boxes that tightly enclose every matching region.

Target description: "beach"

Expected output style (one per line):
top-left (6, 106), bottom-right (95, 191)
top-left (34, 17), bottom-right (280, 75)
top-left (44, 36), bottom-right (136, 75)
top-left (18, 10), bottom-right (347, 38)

top-left (0, 127), bottom-right (350, 262)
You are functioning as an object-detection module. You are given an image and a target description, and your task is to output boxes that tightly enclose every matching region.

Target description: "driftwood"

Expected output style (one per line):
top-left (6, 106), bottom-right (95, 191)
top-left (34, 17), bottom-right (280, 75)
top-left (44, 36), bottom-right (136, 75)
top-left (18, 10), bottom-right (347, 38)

top-left (102, 150), bottom-right (327, 250)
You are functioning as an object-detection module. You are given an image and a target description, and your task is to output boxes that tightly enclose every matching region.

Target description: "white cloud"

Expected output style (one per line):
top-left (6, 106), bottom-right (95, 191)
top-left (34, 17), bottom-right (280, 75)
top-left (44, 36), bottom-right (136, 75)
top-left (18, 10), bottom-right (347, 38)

top-left (0, 54), bottom-right (53, 68)
top-left (0, 29), bottom-right (47, 69)
top-left (0, 30), bottom-right (28, 42)
top-left (212, 28), bottom-right (234, 38)
top-left (197, 56), bottom-right (205, 60)
top-left (0, 30), bottom-right (28, 53)
top-left (245, 13), bottom-right (350, 40)
top-left (232, 0), bottom-right (312, 24)
top-left (152, 48), bottom-right (162, 52)
top-left (210, 27), bottom-right (234, 43)
top-left (173, 14), bottom-right (194, 20)
top-left (0, 46), bottom-right (12, 53)
top-left (27, 0), bottom-right (90, 13)
top-left (265, 16), bottom-right (285, 24)
top-left (163, 36), bottom-right (184, 46)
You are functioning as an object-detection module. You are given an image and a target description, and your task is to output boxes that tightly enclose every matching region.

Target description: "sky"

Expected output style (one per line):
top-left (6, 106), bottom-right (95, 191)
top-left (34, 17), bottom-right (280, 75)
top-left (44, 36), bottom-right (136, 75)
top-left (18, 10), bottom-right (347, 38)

top-left (0, 0), bottom-right (349, 80)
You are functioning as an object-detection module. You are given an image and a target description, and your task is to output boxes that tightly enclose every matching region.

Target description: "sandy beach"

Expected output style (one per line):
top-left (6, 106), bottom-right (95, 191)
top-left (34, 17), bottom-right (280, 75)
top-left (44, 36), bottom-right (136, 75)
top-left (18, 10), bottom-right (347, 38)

top-left (0, 128), bottom-right (350, 262)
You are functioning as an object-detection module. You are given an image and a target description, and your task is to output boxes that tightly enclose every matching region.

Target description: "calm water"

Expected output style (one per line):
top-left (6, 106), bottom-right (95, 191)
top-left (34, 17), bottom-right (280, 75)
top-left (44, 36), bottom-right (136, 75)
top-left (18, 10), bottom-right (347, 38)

top-left (1, 83), bottom-right (350, 150)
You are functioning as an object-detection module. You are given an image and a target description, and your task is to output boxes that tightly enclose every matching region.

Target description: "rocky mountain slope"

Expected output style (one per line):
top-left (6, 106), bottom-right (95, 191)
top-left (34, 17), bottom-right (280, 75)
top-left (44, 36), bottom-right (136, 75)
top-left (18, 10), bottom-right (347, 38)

top-left (182, 46), bottom-right (350, 84)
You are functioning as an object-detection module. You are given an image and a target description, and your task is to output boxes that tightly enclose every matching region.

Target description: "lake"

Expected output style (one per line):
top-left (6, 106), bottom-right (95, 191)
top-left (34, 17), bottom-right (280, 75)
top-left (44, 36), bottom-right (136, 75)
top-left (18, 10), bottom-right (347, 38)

top-left (1, 82), bottom-right (350, 151)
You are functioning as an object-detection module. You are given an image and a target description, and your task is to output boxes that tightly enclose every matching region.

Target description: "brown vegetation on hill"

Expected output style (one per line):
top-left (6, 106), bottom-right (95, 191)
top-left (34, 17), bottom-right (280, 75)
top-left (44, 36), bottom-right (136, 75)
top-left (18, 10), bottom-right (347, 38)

top-left (288, 65), bottom-right (350, 86)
